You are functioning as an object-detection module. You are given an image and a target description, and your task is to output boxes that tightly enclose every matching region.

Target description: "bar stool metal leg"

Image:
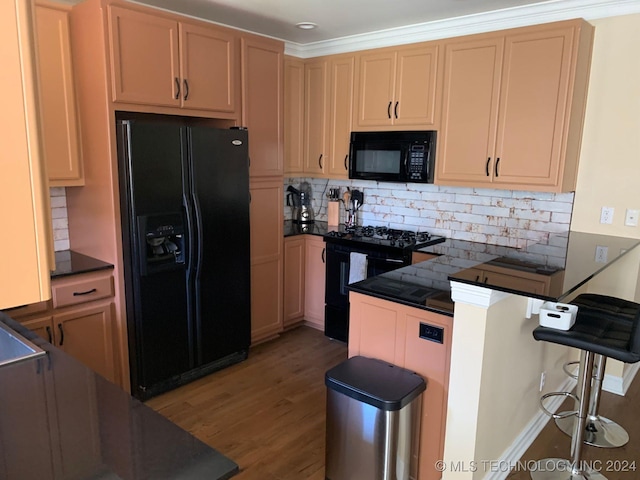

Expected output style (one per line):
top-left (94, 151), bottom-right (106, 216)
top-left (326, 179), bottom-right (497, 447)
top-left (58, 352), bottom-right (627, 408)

top-left (531, 351), bottom-right (607, 480)
top-left (555, 354), bottom-right (630, 448)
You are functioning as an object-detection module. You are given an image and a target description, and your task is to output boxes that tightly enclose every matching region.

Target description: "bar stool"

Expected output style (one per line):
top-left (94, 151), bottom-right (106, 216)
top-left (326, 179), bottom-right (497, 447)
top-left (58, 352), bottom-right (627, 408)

top-left (554, 294), bottom-right (640, 449)
top-left (531, 297), bottom-right (640, 480)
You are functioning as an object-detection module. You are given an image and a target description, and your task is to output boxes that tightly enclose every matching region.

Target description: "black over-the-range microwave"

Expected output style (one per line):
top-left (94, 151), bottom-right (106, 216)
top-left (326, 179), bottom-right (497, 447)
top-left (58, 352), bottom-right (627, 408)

top-left (348, 130), bottom-right (436, 183)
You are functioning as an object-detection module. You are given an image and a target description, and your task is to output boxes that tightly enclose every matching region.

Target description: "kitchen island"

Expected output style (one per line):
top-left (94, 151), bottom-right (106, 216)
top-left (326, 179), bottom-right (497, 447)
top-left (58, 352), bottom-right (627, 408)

top-left (0, 313), bottom-right (238, 480)
top-left (347, 231), bottom-right (640, 480)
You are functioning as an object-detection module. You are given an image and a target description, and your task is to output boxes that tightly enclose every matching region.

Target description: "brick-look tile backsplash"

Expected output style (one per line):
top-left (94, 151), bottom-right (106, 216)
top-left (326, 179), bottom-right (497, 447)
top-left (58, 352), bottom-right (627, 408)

top-left (50, 187), bottom-right (70, 252)
top-left (285, 177), bottom-right (574, 252)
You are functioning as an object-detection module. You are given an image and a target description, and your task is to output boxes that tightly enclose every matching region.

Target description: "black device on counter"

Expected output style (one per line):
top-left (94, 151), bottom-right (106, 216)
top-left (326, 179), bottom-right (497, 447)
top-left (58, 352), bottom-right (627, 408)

top-left (348, 130), bottom-right (436, 183)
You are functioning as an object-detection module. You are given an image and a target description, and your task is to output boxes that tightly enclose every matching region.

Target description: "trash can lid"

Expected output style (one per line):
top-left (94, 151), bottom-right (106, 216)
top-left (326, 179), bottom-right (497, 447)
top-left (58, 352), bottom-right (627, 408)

top-left (325, 356), bottom-right (426, 411)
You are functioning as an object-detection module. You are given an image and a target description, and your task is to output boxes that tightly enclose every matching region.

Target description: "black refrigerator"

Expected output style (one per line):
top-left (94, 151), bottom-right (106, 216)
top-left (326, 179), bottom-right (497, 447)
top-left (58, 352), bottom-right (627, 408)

top-left (116, 119), bottom-right (251, 400)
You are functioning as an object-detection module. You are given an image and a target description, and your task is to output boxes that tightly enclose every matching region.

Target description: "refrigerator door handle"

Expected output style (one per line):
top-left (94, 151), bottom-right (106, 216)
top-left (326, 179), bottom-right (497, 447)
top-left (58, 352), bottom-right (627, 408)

top-left (191, 190), bottom-right (204, 279)
top-left (182, 197), bottom-right (195, 277)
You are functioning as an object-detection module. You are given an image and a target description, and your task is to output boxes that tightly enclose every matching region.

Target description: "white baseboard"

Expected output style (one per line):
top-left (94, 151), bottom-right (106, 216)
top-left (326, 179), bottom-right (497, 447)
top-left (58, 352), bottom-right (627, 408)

top-left (482, 376), bottom-right (577, 480)
top-left (603, 362), bottom-right (640, 396)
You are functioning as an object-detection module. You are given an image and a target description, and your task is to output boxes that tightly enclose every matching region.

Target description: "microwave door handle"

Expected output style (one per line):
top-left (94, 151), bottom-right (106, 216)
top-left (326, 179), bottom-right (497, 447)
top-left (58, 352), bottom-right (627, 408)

top-left (404, 149), bottom-right (410, 176)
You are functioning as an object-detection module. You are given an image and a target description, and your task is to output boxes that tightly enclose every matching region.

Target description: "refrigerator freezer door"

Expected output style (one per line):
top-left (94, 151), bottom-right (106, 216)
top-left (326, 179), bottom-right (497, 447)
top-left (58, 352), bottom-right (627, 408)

top-left (187, 127), bottom-right (251, 365)
top-left (117, 121), bottom-right (192, 396)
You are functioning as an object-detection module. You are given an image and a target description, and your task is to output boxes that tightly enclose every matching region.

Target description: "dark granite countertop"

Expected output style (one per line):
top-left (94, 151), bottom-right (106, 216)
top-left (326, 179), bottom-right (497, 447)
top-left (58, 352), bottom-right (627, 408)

top-left (348, 232), bottom-right (640, 316)
top-left (51, 250), bottom-right (114, 278)
top-left (0, 313), bottom-right (238, 480)
top-left (284, 220), bottom-right (330, 237)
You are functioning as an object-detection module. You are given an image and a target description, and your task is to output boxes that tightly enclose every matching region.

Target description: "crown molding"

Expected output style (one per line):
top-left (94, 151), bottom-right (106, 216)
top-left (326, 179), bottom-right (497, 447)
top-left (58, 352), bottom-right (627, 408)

top-left (284, 0), bottom-right (640, 58)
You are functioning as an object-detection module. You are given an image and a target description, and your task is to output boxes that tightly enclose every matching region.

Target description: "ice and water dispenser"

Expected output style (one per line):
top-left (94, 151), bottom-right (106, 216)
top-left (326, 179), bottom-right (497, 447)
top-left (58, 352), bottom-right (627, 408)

top-left (137, 213), bottom-right (185, 275)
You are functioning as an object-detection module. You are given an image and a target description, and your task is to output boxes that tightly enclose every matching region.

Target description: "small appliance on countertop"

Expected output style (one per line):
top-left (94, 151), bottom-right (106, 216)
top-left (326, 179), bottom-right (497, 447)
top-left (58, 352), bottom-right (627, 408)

top-left (286, 181), bottom-right (315, 224)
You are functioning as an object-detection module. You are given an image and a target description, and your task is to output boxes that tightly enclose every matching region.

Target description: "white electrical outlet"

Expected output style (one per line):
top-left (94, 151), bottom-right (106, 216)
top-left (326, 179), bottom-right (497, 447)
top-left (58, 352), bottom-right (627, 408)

top-left (539, 372), bottom-right (546, 392)
top-left (600, 206), bottom-right (614, 224)
top-left (595, 245), bottom-right (608, 263)
top-left (625, 209), bottom-right (639, 227)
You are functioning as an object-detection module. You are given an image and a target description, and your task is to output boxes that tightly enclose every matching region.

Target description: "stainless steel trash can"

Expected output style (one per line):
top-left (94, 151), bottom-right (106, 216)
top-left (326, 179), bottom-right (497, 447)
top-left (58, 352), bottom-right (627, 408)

top-left (325, 356), bottom-right (426, 480)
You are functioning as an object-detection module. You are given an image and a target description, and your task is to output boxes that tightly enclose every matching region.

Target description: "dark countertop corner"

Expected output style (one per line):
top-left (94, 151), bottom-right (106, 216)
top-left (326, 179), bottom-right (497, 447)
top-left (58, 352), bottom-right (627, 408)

top-left (51, 250), bottom-right (114, 278)
top-left (0, 313), bottom-right (239, 480)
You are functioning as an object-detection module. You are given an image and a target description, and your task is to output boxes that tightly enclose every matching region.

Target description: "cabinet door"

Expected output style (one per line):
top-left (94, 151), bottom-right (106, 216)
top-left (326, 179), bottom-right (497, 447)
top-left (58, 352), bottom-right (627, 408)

top-left (179, 21), bottom-right (236, 112)
top-left (249, 179), bottom-right (283, 343)
top-left (34, 2), bottom-right (83, 186)
top-left (1, 0), bottom-right (53, 310)
top-left (304, 59), bottom-right (329, 175)
top-left (394, 44), bottom-right (439, 126)
top-left (283, 237), bottom-right (305, 327)
top-left (54, 301), bottom-right (115, 383)
top-left (284, 57), bottom-right (305, 175)
top-left (304, 236), bottom-right (326, 329)
top-left (493, 26), bottom-right (575, 187)
top-left (327, 56), bottom-right (355, 177)
top-left (436, 37), bottom-right (503, 185)
top-left (22, 315), bottom-right (55, 344)
top-left (242, 36), bottom-right (284, 177)
top-left (354, 52), bottom-right (395, 127)
top-left (107, 5), bottom-right (180, 106)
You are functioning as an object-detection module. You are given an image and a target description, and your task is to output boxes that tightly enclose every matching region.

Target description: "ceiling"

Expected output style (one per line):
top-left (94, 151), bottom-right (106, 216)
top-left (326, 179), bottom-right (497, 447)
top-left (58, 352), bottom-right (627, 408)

top-left (131, 0), bottom-right (554, 44)
top-left (60, 0), bottom-right (640, 54)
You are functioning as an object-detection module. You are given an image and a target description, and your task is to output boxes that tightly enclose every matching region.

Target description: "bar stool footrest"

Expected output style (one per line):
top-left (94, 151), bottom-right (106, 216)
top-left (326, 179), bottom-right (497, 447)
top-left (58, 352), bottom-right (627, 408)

top-left (540, 391), bottom-right (579, 419)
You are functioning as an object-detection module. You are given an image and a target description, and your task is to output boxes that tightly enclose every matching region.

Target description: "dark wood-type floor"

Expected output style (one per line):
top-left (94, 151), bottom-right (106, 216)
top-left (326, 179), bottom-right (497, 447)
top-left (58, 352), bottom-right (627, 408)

top-left (146, 326), bottom-right (348, 480)
top-left (148, 326), bottom-right (640, 480)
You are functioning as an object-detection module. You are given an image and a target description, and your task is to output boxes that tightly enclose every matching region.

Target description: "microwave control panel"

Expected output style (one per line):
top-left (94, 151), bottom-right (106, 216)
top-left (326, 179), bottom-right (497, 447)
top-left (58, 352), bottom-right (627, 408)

top-left (408, 144), bottom-right (429, 180)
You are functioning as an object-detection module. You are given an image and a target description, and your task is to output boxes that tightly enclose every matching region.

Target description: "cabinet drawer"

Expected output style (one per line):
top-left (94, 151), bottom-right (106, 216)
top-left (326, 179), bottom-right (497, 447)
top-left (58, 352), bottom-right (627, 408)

top-left (52, 271), bottom-right (114, 308)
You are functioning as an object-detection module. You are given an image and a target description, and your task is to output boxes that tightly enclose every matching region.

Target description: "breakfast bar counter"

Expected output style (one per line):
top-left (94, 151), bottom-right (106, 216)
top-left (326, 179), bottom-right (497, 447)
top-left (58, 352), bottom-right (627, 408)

top-left (348, 231), bottom-right (640, 315)
top-left (0, 313), bottom-right (238, 480)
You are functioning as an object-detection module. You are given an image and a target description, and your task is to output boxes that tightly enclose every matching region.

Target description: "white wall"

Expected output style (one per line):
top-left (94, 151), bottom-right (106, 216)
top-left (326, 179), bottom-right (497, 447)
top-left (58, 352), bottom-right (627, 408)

top-left (571, 14), bottom-right (640, 237)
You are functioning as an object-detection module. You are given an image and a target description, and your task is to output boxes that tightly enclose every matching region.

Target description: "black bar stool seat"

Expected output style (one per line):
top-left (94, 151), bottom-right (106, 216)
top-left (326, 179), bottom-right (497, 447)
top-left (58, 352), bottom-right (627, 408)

top-left (530, 294), bottom-right (640, 480)
top-left (552, 294), bottom-right (640, 448)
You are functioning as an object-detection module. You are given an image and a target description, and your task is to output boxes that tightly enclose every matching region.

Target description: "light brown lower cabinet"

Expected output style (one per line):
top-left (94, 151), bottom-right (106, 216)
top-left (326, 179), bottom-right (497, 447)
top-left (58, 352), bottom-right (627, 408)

top-left (283, 236), bottom-right (305, 327)
top-left (283, 235), bottom-right (326, 331)
top-left (349, 292), bottom-right (452, 480)
top-left (303, 235), bottom-right (326, 329)
top-left (10, 269), bottom-right (117, 384)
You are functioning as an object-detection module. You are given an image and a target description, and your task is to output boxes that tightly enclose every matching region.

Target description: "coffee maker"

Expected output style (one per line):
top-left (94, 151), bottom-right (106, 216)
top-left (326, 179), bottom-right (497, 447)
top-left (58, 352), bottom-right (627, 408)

top-left (286, 182), bottom-right (315, 224)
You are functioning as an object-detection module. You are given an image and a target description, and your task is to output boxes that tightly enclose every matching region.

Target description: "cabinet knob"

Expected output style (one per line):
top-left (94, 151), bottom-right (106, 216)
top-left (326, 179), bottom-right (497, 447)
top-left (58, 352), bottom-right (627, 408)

top-left (174, 77), bottom-right (181, 100)
top-left (318, 154), bottom-right (323, 169)
top-left (387, 101), bottom-right (392, 119)
top-left (394, 101), bottom-right (399, 119)
top-left (486, 157), bottom-right (491, 177)
top-left (322, 247), bottom-right (326, 264)
top-left (183, 78), bottom-right (190, 101)
top-left (495, 157), bottom-right (500, 177)
top-left (344, 154), bottom-right (348, 171)
top-left (46, 326), bottom-right (52, 344)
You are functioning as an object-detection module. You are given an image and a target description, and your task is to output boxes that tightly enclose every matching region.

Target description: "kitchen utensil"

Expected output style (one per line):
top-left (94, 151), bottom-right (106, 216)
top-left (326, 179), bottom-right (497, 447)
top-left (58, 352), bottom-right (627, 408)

top-left (351, 189), bottom-right (364, 210)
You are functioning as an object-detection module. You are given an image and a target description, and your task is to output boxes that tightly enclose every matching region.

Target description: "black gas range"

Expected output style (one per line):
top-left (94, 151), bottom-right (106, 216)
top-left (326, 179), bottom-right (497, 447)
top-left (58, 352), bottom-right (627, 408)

top-left (323, 225), bottom-right (445, 342)
top-left (324, 225), bottom-right (445, 254)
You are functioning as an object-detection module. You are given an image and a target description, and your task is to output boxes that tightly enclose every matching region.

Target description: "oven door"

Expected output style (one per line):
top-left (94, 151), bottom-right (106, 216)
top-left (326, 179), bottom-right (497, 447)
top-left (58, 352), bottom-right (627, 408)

top-left (324, 241), bottom-right (410, 342)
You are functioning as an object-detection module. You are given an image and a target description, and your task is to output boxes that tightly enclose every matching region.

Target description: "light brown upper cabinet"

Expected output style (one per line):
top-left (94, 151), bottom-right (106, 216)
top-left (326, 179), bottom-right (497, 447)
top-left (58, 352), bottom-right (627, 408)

top-left (1, 0), bottom-right (53, 310)
top-left (303, 59), bottom-right (329, 175)
top-left (241, 34), bottom-right (284, 177)
top-left (300, 55), bottom-right (355, 178)
top-left (353, 44), bottom-right (440, 130)
top-left (35, 1), bottom-right (84, 186)
top-left (284, 57), bottom-right (305, 175)
top-left (107, 4), bottom-right (236, 113)
top-left (436, 19), bottom-right (594, 192)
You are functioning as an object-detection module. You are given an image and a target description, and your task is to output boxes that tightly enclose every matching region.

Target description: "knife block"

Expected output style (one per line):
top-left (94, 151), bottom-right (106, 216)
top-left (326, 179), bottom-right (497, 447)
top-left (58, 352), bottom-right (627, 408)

top-left (328, 201), bottom-right (340, 226)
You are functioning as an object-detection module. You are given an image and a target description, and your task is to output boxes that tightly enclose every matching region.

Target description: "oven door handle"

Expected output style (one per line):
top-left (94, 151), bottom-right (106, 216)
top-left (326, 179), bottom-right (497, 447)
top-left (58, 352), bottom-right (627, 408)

top-left (369, 257), bottom-right (405, 264)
